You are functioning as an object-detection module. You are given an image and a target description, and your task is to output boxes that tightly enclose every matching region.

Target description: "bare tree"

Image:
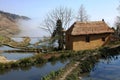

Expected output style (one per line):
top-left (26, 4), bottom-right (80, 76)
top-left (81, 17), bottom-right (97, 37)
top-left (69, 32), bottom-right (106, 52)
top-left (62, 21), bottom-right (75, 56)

top-left (40, 7), bottom-right (73, 36)
top-left (76, 4), bottom-right (89, 22)
top-left (115, 3), bottom-right (120, 37)
top-left (115, 16), bottom-right (120, 37)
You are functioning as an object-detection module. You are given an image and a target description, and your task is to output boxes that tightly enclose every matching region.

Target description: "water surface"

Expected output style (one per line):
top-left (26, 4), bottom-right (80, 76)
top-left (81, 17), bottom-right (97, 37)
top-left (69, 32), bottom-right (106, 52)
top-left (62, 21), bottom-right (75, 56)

top-left (0, 37), bottom-right (69, 80)
top-left (0, 53), bottom-right (34, 60)
top-left (0, 46), bottom-right (18, 50)
top-left (82, 55), bottom-right (120, 80)
top-left (0, 60), bottom-right (69, 80)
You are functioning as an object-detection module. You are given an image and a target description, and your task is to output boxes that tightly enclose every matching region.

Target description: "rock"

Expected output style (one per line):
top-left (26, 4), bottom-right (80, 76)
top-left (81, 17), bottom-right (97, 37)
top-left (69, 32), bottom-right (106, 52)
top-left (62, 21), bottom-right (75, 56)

top-left (79, 77), bottom-right (82, 80)
top-left (0, 56), bottom-right (16, 63)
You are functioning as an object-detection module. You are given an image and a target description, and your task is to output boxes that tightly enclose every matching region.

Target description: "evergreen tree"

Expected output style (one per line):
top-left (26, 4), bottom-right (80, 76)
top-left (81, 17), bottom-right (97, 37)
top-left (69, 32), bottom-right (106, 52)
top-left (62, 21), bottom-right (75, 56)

top-left (52, 19), bottom-right (64, 50)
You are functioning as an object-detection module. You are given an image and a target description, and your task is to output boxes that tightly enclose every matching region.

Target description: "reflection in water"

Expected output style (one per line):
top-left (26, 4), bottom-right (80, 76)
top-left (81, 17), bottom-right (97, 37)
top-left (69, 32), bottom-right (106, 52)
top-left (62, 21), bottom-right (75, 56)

top-left (82, 55), bottom-right (120, 80)
top-left (0, 46), bottom-right (18, 50)
top-left (0, 37), bottom-right (69, 80)
top-left (0, 45), bottom-right (34, 60)
top-left (0, 60), bottom-right (69, 80)
top-left (0, 53), bottom-right (34, 60)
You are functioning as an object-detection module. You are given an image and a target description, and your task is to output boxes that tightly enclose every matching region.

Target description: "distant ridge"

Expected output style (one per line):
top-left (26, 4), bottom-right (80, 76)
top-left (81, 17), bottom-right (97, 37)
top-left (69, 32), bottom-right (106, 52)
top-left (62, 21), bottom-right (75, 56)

top-left (0, 10), bottom-right (30, 20)
top-left (0, 10), bottom-right (30, 37)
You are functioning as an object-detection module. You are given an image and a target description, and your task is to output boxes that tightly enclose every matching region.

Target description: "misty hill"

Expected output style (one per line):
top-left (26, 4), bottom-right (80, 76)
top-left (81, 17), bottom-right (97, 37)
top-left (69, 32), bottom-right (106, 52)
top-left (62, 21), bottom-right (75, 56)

top-left (0, 10), bottom-right (30, 37)
top-left (0, 10), bottom-right (30, 20)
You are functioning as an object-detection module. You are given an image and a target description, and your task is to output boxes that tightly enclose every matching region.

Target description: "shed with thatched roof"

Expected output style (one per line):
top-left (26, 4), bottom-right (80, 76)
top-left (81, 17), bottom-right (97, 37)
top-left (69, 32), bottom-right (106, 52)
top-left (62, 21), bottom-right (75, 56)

top-left (66, 20), bottom-right (114, 51)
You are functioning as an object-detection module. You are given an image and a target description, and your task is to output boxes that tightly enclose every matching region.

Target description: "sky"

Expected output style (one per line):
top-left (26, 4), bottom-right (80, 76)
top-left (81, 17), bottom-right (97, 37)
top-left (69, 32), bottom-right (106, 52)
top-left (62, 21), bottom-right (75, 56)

top-left (0, 0), bottom-right (119, 37)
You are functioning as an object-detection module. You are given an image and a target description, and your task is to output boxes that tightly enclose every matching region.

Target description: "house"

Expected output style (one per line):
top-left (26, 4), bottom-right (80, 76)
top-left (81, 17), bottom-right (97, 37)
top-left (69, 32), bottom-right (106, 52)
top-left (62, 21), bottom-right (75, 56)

top-left (65, 20), bottom-right (114, 51)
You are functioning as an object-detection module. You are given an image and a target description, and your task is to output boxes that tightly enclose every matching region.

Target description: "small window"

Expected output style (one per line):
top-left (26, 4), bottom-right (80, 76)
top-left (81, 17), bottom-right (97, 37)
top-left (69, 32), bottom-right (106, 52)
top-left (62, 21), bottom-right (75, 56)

top-left (102, 37), bottom-right (105, 41)
top-left (86, 35), bottom-right (90, 42)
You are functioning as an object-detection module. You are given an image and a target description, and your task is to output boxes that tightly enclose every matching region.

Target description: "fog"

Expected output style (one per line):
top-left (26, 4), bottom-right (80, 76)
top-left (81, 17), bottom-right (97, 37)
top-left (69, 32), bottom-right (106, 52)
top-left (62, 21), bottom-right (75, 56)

top-left (14, 19), bottom-right (49, 38)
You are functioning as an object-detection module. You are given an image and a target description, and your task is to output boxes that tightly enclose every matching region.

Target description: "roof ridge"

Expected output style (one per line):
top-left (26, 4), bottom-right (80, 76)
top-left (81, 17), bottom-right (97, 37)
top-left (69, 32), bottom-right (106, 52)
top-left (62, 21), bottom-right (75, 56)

top-left (66, 20), bottom-right (114, 35)
top-left (75, 21), bottom-right (104, 24)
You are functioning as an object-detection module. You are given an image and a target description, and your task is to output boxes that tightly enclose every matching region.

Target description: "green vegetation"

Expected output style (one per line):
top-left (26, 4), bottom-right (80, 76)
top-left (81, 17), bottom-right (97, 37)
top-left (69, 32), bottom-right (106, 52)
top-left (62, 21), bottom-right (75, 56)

top-left (0, 36), bottom-right (30, 48)
top-left (0, 42), bottom-right (120, 80)
top-left (42, 61), bottom-right (75, 80)
top-left (0, 54), bottom-right (46, 69)
top-left (0, 51), bottom-right (72, 70)
top-left (0, 36), bottom-right (4, 40)
top-left (52, 19), bottom-right (64, 50)
top-left (42, 68), bottom-right (64, 80)
top-left (66, 66), bottom-right (80, 80)
top-left (41, 45), bottom-right (120, 80)
top-left (65, 46), bottom-right (120, 80)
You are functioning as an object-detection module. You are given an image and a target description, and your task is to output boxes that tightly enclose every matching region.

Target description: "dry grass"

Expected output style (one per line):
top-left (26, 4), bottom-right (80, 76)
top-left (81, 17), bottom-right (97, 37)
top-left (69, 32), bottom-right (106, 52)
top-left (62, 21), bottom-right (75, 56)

top-left (0, 13), bottom-right (20, 37)
top-left (67, 21), bottom-right (114, 35)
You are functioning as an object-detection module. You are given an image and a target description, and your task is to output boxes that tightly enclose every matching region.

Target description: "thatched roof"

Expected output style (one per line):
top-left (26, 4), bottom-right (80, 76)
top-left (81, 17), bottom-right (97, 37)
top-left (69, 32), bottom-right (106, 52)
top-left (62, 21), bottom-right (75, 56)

top-left (67, 20), bottom-right (114, 35)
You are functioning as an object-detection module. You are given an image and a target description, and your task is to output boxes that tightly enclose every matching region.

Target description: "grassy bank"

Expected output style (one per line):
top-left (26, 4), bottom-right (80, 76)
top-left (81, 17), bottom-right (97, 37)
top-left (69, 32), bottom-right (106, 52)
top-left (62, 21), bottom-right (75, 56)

top-left (0, 45), bottom-right (120, 80)
top-left (42, 45), bottom-right (120, 80)
top-left (0, 36), bottom-right (30, 48)
top-left (65, 46), bottom-right (120, 80)
top-left (0, 50), bottom-right (75, 69)
top-left (42, 61), bottom-right (76, 80)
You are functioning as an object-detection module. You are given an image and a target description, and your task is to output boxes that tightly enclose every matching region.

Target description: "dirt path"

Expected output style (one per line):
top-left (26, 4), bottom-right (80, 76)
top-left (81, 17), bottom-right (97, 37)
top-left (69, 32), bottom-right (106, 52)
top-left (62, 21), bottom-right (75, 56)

top-left (58, 54), bottom-right (94, 80)
top-left (109, 44), bottom-right (120, 48)
top-left (59, 62), bottom-right (80, 80)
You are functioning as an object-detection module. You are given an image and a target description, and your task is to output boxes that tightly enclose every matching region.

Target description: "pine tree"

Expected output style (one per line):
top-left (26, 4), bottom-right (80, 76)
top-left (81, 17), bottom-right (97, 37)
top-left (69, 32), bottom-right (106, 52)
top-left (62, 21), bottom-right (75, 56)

top-left (52, 19), bottom-right (64, 50)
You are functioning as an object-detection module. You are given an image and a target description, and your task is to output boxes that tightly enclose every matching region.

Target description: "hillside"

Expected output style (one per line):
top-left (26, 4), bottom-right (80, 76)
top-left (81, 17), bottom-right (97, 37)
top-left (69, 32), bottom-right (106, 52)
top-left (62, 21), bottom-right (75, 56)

top-left (0, 11), bottom-right (30, 20)
top-left (0, 10), bottom-right (30, 37)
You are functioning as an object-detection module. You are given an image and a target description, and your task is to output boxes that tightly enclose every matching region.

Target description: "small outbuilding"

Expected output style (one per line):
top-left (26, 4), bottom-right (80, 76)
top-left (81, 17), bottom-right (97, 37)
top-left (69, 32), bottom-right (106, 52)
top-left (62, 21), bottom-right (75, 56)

top-left (65, 20), bottom-right (114, 51)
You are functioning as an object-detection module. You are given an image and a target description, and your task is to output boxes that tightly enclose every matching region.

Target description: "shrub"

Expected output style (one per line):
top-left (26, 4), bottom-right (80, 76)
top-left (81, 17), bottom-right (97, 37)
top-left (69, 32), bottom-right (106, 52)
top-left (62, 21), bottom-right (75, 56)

top-left (48, 56), bottom-right (57, 61)
top-left (34, 56), bottom-right (47, 64)
top-left (19, 58), bottom-right (32, 66)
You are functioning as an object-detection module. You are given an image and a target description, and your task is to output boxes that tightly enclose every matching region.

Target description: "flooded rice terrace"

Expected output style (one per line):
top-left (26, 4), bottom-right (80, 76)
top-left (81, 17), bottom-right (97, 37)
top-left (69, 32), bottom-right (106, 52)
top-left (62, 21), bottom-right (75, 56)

top-left (1, 37), bottom-right (120, 80)
top-left (0, 37), bottom-right (69, 80)
top-left (0, 60), bottom-right (69, 80)
top-left (82, 54), bottom-right (120, 80)
top-left (0, 37), bottom-right (41, 60)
